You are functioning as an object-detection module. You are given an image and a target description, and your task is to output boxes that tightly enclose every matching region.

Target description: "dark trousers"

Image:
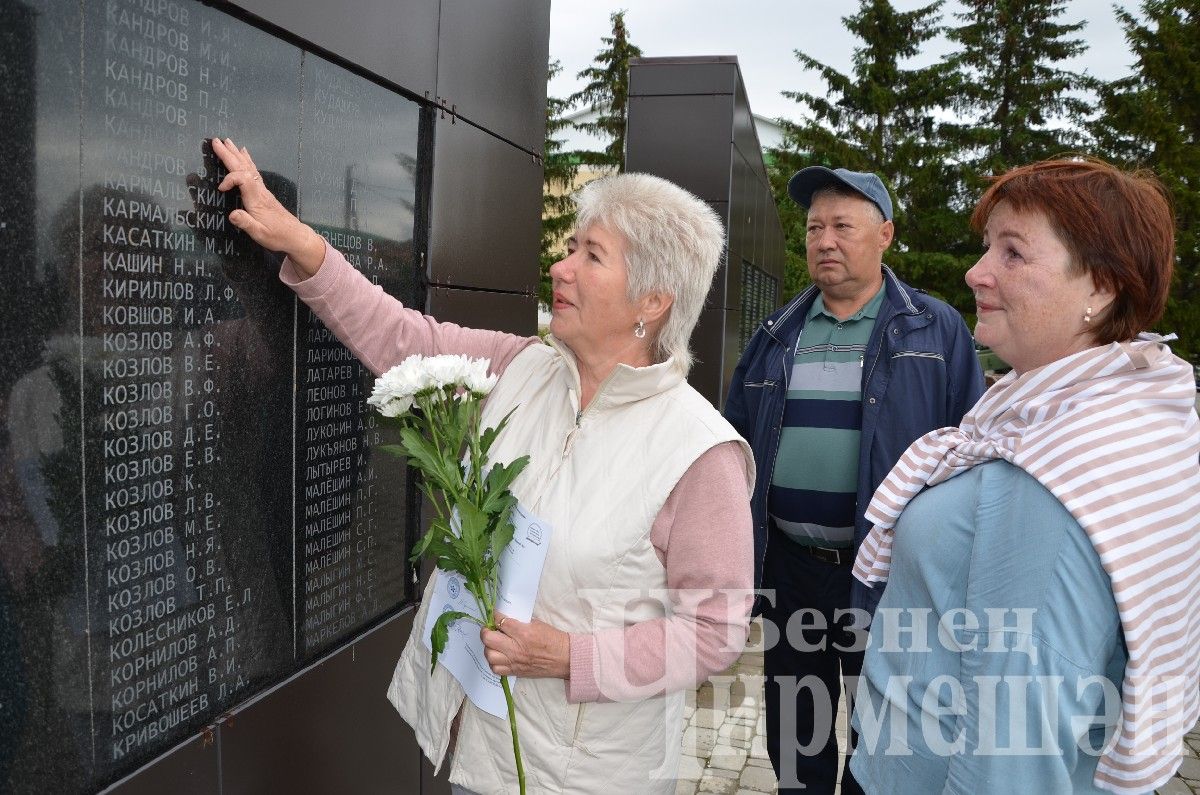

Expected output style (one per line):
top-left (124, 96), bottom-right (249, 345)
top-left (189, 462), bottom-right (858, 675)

top-left (762, 528), bottom-right (866, 795)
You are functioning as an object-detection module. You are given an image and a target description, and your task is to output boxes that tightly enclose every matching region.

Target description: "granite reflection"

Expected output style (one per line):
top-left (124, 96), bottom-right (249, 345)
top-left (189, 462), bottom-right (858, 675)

top-left (0, 0), bottom-right (426, 789)
top-left (296, 54), bottom-right (422, 659)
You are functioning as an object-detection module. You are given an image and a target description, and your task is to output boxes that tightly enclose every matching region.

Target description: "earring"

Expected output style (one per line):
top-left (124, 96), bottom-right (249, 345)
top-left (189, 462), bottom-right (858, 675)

top-left (1083, 306), bottom-right (1093, 324)
top-left (634, 320), bottom-right (646, 339)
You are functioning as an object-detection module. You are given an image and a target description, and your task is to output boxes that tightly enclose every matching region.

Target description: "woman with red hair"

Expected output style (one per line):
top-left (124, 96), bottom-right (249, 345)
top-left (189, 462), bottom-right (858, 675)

top-left (849, 158), bottom-right (1199, 795)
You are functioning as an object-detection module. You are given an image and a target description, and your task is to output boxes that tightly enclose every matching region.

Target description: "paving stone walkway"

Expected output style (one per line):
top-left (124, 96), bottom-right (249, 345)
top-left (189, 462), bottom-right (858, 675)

top-left (677, 619), bottom-right (1200, 795)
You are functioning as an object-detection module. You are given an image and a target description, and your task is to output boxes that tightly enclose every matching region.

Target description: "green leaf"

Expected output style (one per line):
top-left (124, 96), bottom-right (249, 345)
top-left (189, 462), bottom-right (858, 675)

top-left (479, 406), bottom-right (520, 457)
top-left (399, 426), bottom-right (451, 487)
top-left (410, 528), bottom-right (436, 561)
top-left (429, 609), bottom-right (471, 674)
top-left (489, 517), bottom-right (516, 568)
top-left (481, 456), bottom-right (530, 514)
top-left (455, 500), bottom-right (490, 567)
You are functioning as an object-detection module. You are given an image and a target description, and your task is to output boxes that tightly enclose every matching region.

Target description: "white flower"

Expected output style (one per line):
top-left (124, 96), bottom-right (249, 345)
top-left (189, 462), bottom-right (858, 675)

top-left (423, 354), bottom-right (471, 390)
top-left (463, 358), bottom-right (498, 396)
top-left (368, 355), bottom-right (429, 416)
top-left (368, 354), bottom-right (495, 416)
top-left (367, 390), bottom-right (414, 417)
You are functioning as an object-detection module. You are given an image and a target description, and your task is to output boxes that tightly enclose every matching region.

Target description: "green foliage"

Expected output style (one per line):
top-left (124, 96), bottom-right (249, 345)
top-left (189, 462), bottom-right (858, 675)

top-left (568, 10), bottom-right (642, 172)
top-left (383, 387), bottom-right (528, 603)
top-left (429, 610), bottom-right (471, 673)
top-left (765, 144), bottom-right (812, 298)
top-left (779, 0), bottom-right (951, 199)
top-left (887, 250), bottom-right (977, 324)
top-left (772, 0), bottom-right (1200, 365)
top-left (942, 0), bottom-right (1096, 179)
top-left (777, 0), bottom-right (973, 313)
top-left (540, 59), bottom-right (579, 306)
top-left (377, 376), bottom-right (530, 790)
top-left (1093, 0), bottom-right (1200, 362)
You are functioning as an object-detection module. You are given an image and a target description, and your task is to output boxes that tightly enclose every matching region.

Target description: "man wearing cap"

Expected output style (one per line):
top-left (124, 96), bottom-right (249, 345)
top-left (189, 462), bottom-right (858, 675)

top-left (724, 168), bottom-right (984, 794)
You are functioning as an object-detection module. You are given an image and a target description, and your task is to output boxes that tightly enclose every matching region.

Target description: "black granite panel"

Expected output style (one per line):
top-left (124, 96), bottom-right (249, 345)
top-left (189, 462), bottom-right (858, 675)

top-left (628, 58), bottom-right (738, 98)
top-left (100, 732), bottom-right (218, 795)
top-left (769, 209), bottom-right (785, 291)
top-left (1, 4), bottom-right (89, 790)
top-left (428, 119), bottom-right (541, 293)
top-left (225, 0), bottom-right (441, 100)
top-left (720, 307), bottom-right (745, 407)
top-left (1, 0), bottom-right (434, 789)
top-left (739, 261), bottom-right (779, 354)
top-left (703, 200), bottom-right (732, 314)
top-left (732, 79), bottom-right (765, 183)
top-left (423, 753), bottom-right (454, 795)
top-left (719, 183), bottom-right (741, 309)
top-left (295, 53), bottom-right (424, 660)
top-left (436, 0), bottom-right (551, 152)
top-left (77, 0), bottom-right (303, 782)
top-left (755, 177), bottom-right (769, 276)
top-left (686, 300), bottom-right (724, 407)
top-left (426, 286), bottom-right (538, 337)
top-left (625, 94), bottom-right (735, 204)
top-left (731, 152), bottom-right (756, 311)
top-left (715, 158), bottom-right (744, 314)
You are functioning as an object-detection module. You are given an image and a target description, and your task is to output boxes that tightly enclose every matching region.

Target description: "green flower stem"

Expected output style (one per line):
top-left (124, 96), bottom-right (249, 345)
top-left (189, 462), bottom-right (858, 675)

top-left (474, 585), bottom-right (524, 794)
top-left (467, 400), bottom-right (485, 509)
top-left (471, 589), bottom-right (493, 633)
top-left (500, 674), bottom-right (525, 794)
top-left (375, 369), bottom-right (528, 793)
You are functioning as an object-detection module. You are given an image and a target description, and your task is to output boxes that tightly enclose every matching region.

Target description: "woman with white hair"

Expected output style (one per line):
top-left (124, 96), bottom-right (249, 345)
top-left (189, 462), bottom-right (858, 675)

top-left (211, 138), bottom-right (754, 794)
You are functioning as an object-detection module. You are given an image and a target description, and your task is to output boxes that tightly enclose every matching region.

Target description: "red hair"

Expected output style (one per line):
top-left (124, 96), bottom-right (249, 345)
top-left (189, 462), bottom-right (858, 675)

top-left (971, 158), bottom-right (1175, 345)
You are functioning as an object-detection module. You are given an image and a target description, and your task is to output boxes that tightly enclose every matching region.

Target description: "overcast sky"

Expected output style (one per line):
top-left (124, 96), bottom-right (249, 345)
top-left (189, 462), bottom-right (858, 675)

top-left (548, 0), bottom-right (1140, 123)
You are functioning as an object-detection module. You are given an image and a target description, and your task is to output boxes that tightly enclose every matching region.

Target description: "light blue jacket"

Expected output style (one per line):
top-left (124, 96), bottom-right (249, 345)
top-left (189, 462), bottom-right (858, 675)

top-left (849, 460), bottom-right (1135, 794)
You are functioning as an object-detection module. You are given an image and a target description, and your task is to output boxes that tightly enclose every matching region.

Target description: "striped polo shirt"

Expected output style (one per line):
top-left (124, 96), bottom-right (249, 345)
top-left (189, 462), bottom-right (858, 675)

top-left (769, 284), bottom-right (885, 548)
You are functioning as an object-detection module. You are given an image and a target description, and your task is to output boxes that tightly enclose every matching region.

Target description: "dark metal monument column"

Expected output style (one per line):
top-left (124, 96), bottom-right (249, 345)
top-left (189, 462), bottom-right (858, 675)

top-left (625, 55), bottom-right (786, 409)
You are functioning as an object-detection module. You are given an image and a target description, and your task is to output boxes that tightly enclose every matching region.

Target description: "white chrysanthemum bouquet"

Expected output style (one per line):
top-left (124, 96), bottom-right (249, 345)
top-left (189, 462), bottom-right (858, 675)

top-left (369, 354), bottom-right (529, 792)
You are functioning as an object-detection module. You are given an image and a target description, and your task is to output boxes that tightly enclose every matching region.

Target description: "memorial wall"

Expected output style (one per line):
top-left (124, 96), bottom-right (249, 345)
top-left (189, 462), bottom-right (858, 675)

top-left (0, 0), bottom-right (438, 790)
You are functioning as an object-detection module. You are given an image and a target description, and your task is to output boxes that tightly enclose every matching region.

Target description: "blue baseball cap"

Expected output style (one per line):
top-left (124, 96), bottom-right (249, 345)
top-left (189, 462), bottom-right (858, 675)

top-left (787, 166), bottom-right (893, 221)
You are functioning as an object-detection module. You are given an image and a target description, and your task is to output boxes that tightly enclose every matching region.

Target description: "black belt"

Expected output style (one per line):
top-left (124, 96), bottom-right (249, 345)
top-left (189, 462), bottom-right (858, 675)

top-left (798, 543), bottom-right (854, 566)
top-left (771, 523), bottom-right (854, 566)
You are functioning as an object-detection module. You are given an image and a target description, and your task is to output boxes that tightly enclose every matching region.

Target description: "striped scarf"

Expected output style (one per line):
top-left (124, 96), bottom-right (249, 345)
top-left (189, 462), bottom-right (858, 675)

top-left (852, 337), bottom-right (1200, 794)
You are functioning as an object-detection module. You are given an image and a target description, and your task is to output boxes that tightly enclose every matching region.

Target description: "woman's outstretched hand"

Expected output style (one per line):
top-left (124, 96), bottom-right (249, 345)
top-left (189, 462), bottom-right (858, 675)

top-left (210, 137), bottom-right (326, 278)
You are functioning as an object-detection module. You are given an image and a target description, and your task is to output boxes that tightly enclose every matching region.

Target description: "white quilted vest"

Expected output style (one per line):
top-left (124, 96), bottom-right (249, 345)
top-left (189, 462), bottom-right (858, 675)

top-left (386, 339), bottom-right (752, 794)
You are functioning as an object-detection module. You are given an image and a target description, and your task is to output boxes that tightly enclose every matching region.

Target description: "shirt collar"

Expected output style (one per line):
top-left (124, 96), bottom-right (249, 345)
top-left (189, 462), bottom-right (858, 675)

top-left (807, 282), bottom-right (887, 323)
top-left (544, 335), bottom-right (685, 411)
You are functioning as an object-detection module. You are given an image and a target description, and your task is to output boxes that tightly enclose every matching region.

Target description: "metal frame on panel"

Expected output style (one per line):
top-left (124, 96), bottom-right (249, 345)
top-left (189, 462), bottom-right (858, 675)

top-left (435, 0), bottom-right (552, 153)
top-left (427, 286), bottom-right (538, 336)
top-left (426, 116), bottom-right (542, 295)
top-left (221, 0), bottom-right (442, 100)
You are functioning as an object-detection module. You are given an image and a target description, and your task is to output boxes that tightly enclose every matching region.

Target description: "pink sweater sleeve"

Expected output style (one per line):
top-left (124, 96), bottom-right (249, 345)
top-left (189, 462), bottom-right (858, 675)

top-left (565, 441), bottom-right (754, 703)
top-left (280, 241), bottom-right (538, 377)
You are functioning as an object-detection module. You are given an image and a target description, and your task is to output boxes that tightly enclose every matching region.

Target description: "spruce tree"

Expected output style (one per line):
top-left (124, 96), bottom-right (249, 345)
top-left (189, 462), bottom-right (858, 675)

top-left (539, 60), bottom-right (579, 308)
top-left (568, 10), bottom-right (642, 171)
top-left (1094, 1), bottom-right (1200, 362)
top-left (943, 0), bottom-right (1096, 178)
top-left (776, 0), bottom-right (970, 311)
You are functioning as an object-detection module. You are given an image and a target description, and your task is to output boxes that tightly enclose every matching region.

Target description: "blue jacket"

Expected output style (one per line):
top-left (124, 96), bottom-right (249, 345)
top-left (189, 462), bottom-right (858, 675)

top-left (723, 266), bottom-right (985, 615)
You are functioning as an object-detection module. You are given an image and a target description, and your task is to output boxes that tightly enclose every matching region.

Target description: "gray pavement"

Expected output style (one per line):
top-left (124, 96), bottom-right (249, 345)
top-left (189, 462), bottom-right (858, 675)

top-left (677, 619), bottom-right (1200, 795)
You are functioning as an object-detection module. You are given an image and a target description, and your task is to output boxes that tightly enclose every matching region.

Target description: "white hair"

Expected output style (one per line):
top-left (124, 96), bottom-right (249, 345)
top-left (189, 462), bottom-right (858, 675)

top-left (573, 173), bottom-right (725, 373)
